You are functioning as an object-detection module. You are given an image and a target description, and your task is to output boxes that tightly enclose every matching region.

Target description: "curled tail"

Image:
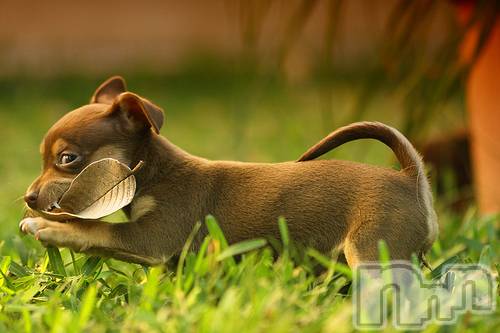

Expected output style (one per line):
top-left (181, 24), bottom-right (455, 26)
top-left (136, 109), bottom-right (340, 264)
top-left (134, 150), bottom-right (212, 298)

top-left (298, 121), bottom-right (438, 249)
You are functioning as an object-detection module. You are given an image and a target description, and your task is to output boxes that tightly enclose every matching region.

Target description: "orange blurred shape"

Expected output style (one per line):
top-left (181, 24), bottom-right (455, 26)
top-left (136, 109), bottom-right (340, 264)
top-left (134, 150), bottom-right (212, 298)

top-left (459, 3), bottom-right (500, 214)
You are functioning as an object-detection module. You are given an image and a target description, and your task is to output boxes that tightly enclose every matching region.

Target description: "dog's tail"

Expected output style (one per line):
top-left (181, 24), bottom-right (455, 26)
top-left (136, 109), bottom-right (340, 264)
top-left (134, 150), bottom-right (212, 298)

top-left (297, 121), bottom-right (438, 249)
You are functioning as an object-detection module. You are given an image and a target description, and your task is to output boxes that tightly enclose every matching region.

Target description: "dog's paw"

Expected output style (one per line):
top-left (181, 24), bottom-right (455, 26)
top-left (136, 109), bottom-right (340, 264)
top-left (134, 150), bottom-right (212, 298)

top-left (19, 217), bottom-right (52, 238)
top-left (19, 217), bottom-right (90, 251)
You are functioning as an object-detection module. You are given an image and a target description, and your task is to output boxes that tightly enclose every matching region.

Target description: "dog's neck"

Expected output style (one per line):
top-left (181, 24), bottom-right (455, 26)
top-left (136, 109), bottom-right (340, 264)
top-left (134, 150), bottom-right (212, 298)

top-left (130, 132), bottom-right (206, 191)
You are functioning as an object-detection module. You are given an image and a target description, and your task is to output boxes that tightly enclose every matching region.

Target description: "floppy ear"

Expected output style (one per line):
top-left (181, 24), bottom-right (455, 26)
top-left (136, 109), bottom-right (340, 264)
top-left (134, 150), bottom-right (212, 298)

top-left (91, 76), bottom-right (127, 104)
top-left (111, 92), bottom-right (164, 134)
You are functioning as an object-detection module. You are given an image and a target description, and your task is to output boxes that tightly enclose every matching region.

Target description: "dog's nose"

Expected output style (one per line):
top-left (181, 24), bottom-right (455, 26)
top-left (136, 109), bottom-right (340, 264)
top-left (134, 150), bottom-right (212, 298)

top-left (24, 191), bottom-right (39, 209)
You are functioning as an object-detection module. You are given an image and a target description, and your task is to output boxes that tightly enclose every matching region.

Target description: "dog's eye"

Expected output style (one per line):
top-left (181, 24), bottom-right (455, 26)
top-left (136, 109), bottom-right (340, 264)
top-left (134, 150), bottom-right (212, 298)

top-left (58, 153), bottom-right (79, 165)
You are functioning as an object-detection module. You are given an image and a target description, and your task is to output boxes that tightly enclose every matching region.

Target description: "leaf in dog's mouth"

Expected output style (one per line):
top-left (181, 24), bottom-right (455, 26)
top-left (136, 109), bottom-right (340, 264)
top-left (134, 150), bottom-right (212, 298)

top-left (37, 158), bottom-right (143, 221)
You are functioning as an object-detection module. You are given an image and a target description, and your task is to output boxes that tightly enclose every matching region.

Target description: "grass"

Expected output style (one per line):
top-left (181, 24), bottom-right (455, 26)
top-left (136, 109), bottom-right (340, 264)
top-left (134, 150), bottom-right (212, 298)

top-left (0, 74), bottom-right (498, 332)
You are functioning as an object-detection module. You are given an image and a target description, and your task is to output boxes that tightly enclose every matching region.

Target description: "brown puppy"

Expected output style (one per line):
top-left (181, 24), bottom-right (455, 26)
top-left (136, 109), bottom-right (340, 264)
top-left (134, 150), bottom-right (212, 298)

top-left (20, 76), bottom-right (438, 267)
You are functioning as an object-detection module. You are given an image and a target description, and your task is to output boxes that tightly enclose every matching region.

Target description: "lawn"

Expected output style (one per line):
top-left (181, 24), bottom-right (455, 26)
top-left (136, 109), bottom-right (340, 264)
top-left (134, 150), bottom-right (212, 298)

top-left (0, 72), bottom-right (498, 332)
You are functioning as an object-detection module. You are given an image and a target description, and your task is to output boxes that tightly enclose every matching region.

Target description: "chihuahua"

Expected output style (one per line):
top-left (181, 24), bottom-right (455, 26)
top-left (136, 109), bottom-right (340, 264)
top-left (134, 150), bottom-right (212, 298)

top-left (20, 76), bottom-right (438, 267)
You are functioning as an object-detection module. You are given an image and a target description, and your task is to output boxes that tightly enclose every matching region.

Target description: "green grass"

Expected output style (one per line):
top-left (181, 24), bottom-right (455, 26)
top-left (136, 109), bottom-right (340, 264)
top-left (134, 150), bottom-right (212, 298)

top-left (0, 75), bottom-right (498, 332)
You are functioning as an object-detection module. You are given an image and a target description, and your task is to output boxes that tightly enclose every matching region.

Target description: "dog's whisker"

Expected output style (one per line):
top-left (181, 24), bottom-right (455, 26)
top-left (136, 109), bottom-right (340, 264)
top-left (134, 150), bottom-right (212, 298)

top-left (13, 195), bottom-right (25, 203)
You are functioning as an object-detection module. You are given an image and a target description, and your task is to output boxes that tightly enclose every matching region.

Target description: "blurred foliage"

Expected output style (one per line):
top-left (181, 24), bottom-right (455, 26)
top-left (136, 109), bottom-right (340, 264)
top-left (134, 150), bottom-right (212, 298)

top-left (235, 0), bottom-right (498, 139)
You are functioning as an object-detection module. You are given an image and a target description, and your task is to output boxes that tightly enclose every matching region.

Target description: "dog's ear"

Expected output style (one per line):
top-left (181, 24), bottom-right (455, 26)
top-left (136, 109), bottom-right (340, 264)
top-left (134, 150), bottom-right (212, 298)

top-left (91, 76), bottom-right (127, 104)
top-left (111, 92), bottom-right (164, 134)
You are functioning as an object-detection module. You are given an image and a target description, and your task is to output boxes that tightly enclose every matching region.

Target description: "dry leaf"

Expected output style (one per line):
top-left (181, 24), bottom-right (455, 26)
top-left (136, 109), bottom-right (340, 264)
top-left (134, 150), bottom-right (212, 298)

top-left (37, 159), bottom-right (143, 221)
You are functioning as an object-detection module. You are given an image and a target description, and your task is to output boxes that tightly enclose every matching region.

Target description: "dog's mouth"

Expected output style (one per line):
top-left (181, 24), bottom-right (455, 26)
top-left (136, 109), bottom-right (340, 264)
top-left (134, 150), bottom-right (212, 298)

top-left (33, 158), bottom-right (142, 221)
top-left (45, 202), bottom-right (61, 212)
top-left (33, 179), bottom-right (73, 213)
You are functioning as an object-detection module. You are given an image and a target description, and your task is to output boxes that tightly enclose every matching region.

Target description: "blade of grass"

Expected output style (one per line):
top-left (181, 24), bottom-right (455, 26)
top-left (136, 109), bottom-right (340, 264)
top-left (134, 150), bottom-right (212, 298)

top-left (77, 284), bottom-right (97, 331)
top-left (205, 215), bottom-right (229, 249)
top-left (9, 260), bottom-right (30, 277)
top-left (377, 240), bottom-right (390, 265)
top-left (108, 284), bottom-right (128, 299)
top-left (176, 221), bottom-right (201, 291)
top-left (278, 217), bottom-right (290, 250)
top-left (22, 308), bottom-right (32, 333)
top-left (307, 248), bottom-right (352, 279)
top-left (0, 256), bottom-right (11, 287)
top-left (194, 237), bottom-right (210, 274)
top-left (69, 250), bottom-right (80, 275)
top-left (217, 238), bottom-right (267, 261)
top-left (46, 246), bottom-right (66, 277)
top-left (0, 269), bottom-right (14, 290)
top-left (478, 245), bottom-right (493, 267)
top-left (378, 240), bottom-right (393, 289)
top-left (205, 215), bottom-right (236, 268)
top-left (81, 257), bottom-right (103, 277)
top-left (141, 266), bottom-right (162, 311)
top-left (429, 254), bottom-right (461, 280)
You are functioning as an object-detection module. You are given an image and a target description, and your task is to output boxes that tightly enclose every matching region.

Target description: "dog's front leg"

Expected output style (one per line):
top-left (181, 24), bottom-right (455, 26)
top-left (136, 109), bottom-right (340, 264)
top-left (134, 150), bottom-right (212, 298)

top-left (19, 217), bottom-right (167, 265)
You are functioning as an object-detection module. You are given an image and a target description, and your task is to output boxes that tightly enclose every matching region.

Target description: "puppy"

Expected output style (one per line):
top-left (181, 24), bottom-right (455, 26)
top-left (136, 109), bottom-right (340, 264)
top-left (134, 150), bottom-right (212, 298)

top-left (20, 76), bottom-right (438, 267)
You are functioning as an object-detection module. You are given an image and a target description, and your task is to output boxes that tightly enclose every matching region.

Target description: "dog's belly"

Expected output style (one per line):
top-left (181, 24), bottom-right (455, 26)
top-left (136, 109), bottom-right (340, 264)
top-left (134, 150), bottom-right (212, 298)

top-left (208, 159), bottom-right (422, 253)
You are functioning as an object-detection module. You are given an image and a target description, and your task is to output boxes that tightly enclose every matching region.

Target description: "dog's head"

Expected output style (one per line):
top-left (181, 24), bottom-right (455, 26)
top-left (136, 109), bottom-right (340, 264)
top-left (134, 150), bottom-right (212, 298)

top-left (24, 76), bottom-right (164, 211)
